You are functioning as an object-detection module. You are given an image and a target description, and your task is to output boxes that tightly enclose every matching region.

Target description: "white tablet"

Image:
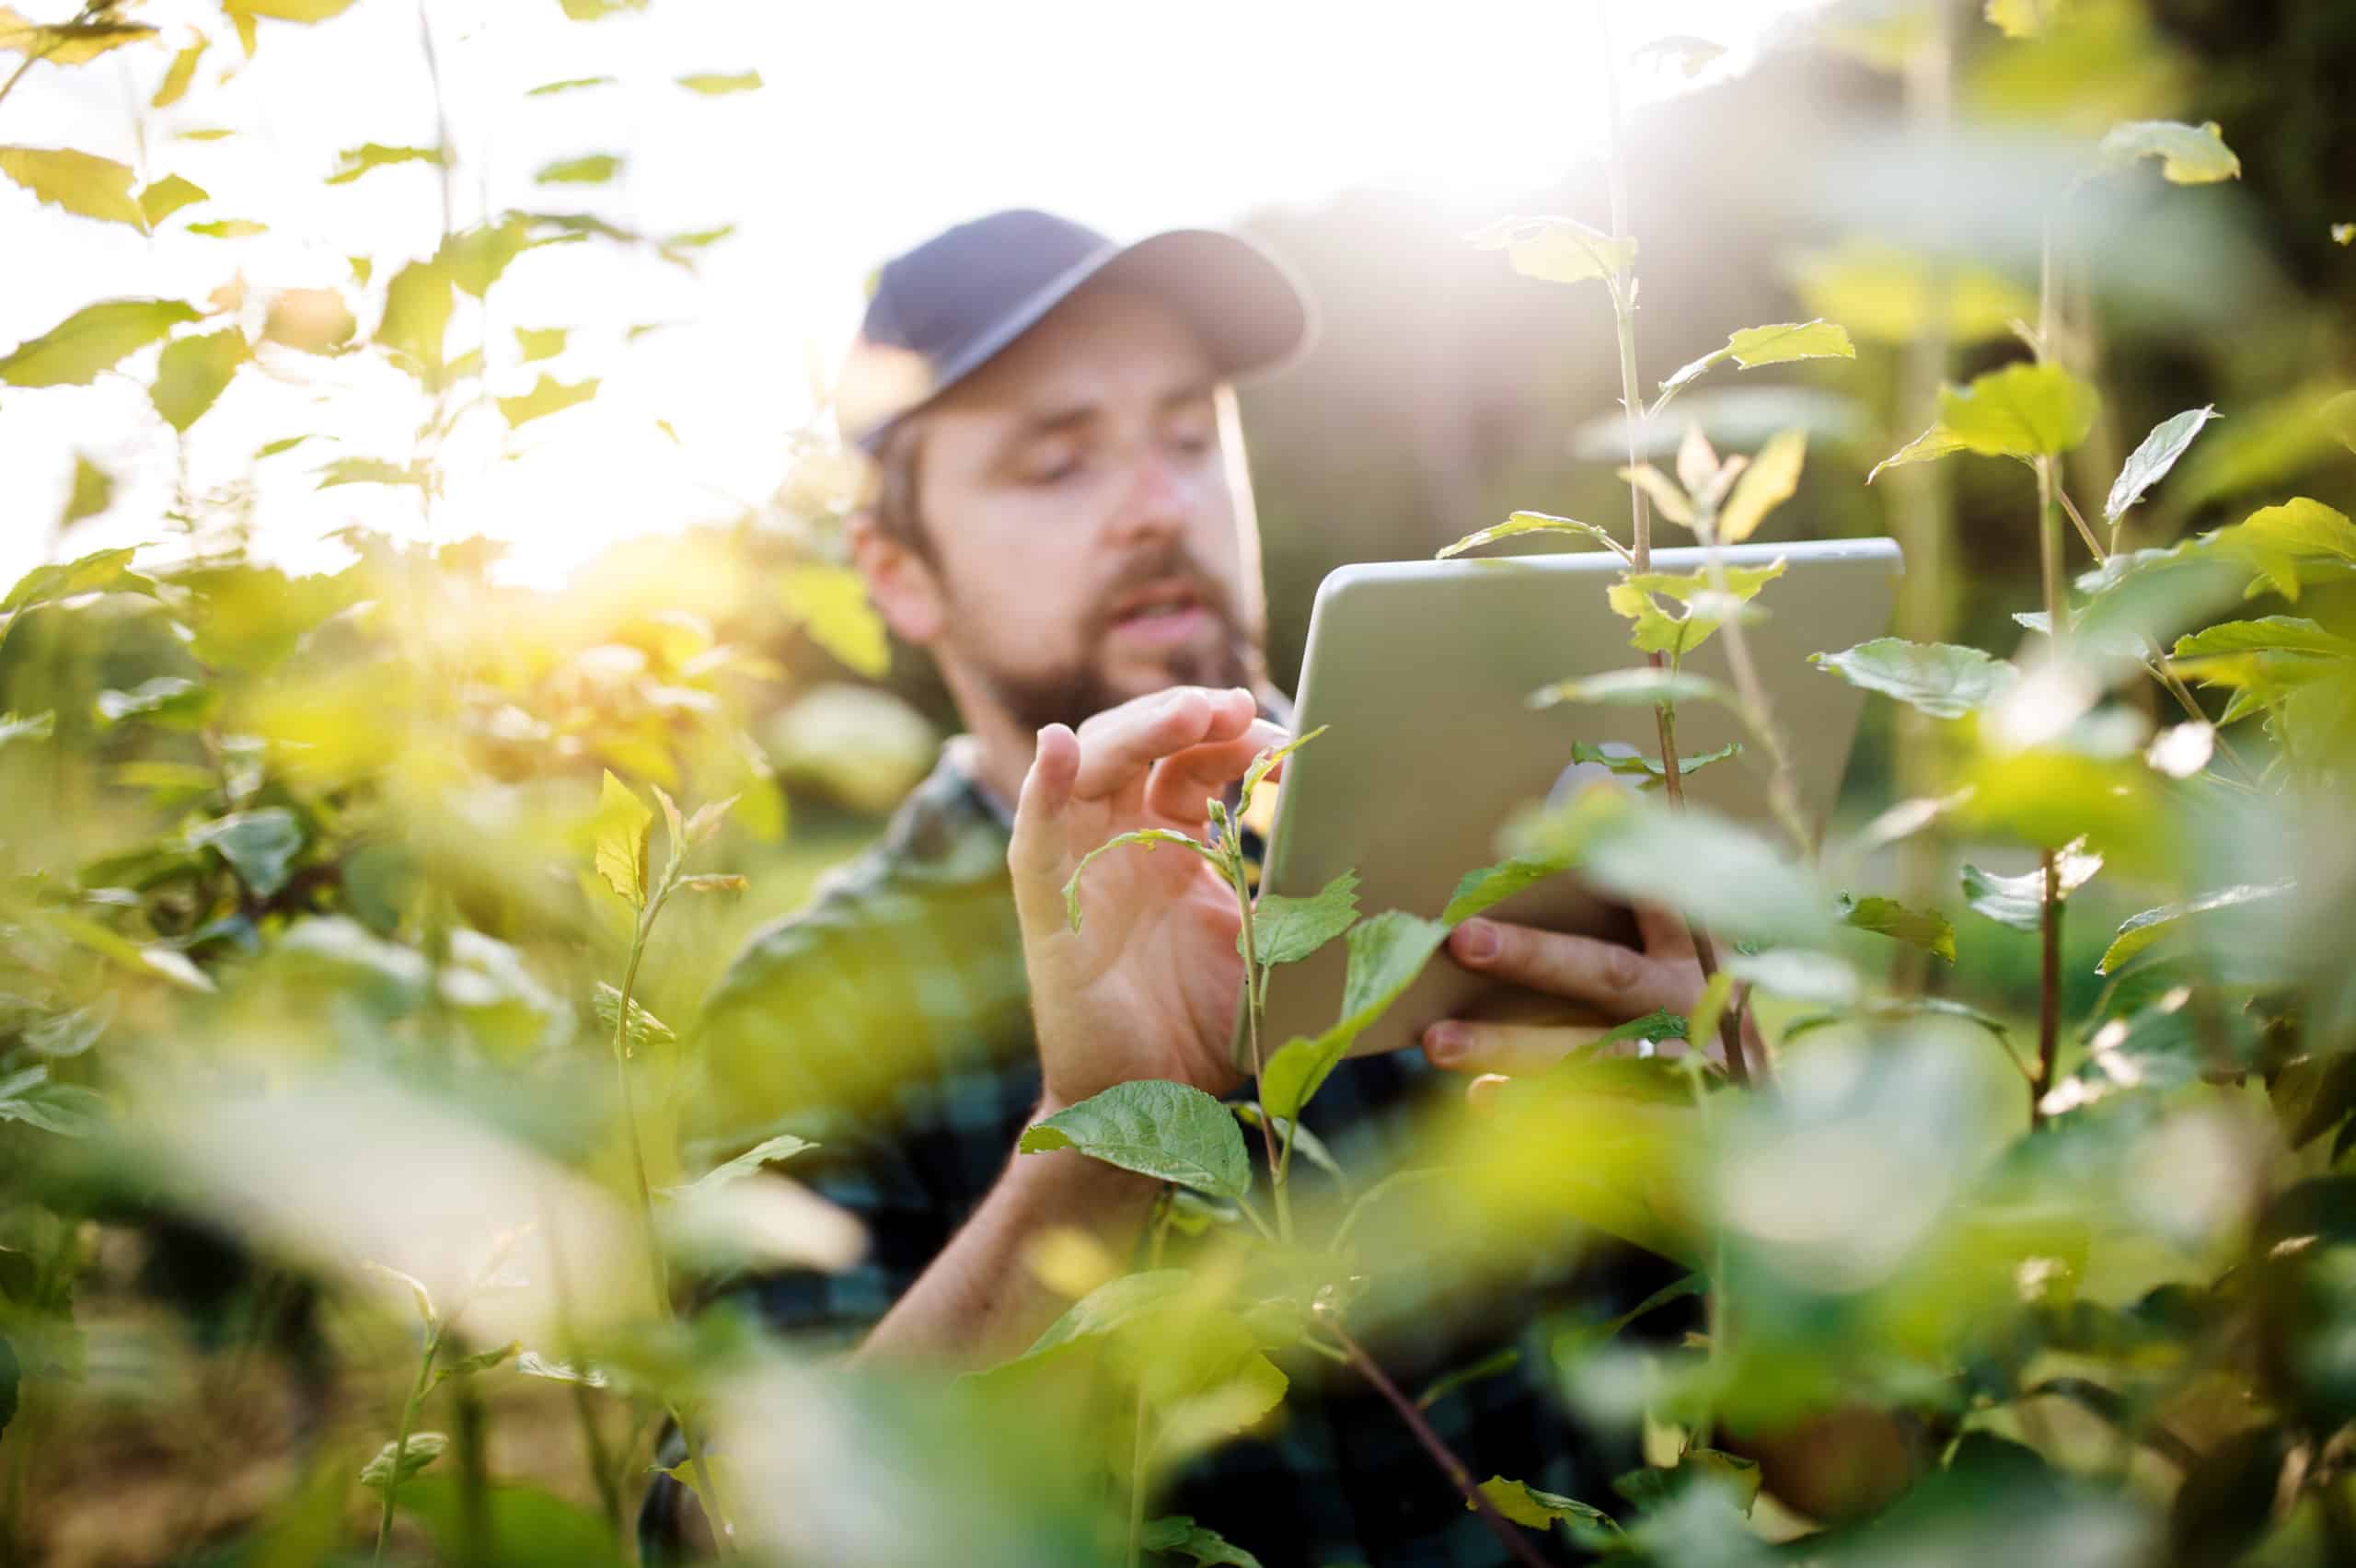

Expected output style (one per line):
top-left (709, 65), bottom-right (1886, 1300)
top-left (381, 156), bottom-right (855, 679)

top-left (1242, 536), bottom-right (1902, 1070)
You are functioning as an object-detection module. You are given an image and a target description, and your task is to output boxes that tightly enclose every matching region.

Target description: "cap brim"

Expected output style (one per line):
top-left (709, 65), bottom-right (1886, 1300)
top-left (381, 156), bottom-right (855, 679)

top-left (849, 226), bottom-right (1314, 453)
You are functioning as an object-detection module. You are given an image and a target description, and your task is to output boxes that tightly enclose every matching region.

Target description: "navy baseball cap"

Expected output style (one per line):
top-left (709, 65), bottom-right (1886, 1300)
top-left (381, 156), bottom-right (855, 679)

top-left (835, 209), bottom-right (1314, 454)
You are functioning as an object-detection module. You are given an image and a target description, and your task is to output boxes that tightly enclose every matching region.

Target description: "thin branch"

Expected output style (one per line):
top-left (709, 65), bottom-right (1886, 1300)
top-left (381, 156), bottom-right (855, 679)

top-left (2030, 847), bottom-right (2062, 1131)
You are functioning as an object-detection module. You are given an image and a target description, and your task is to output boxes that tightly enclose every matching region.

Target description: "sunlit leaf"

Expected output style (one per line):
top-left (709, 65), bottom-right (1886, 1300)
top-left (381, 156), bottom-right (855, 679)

top-left (1936, 362), bottom-right (2101, 458)
top-left (557, 0), bottom-right (646, 17)
top-left (136, 173), bottom-right (208, 225)
top-left (1840, 894), bottom-right (1957, 963)
top-left (1789, 241), bottom-right (2034, 346)
top-left (1657, 321), bottom-right (1854, 405)
top-left (676, 70), bottom-right (761, 94)
top-left (376, 259), bottom-right (453, 375)
top-left (1467, 214), bottom-right (1634, 286)
top-left (592, 769), bottom-right (653, 904)
top-left (0, 1066), bottom-right (106, 1137)
top-left (1262, 911), bottom-right (1453, 1118)
top-left (1063, 829), bottom-right (1220, 930)
top-left (2212, 498), bottom-right (2356, 602)
top-left (665, 1133), bottom-right (818, 1200)
top-left (2105, 406), bottom-right (2218, 526)
top-left (526, 75), bottom-right (614, 94)
top-left (96, 674), bottom-right (216, 729)
top-left (0, 710), bottom-right (54, 749)
top-left (1960, 840), bottom-right (2103, 931)
top-left (1246, 868), bottom-right (1358, 969)
top-left (186, 217), bottom-right (266, 238)
top-left (1017, 1080), bottom-right (1250, 1201)
top-left (1530, 667), bottom-right (1732, 709)
top-left (62, 455), bottom-right (111, 523)
top-left (0, 6), bottom-right (155, 63)
top-left (2097, 119), bottom-right (2241, 184)
top-left (262, 287), bottom-right (355, 352)
top-left (1716, 427), bottom-right (1806, 544)
top-left (1606, 559), bottom-right (1785, 656)
top-left (1569, 739), bottom-right (1741, 790)
top-left (535, 153), bottom-right (621, 185)
top-left (515, 326), bottom-right (568, 362)
top-left (2170, 617), bottom-right (2354, 660)
top-left (237, 0), bottom-right (361, 18)
top-left (1867, 420), bottom-right (1969, 482)
top-left (189, 808), bottom-right (305, 897)
top-left (780, 563), bottom-right (888, 677)
top-left (150, 327), bottom-right (248, 432)
top-left (2098, 881), bottom-right (2295, 974)
top-left (1725, 948), bottom-right (1857, 1004)
top-left (316, 456), bottom-right (423, 490)
top-left (497, 373), bottom-right (598, 428)
top-left (1616, 463), bottom-right (1692, 527)
top-left (3, 546), bottom-right (154, 611)
top-left (592, 981), bottom-right (672, 1054)
top-left (325, 142), bottom-right (443, 185)
top-left (152, 31), bottom-right (206, 105)
top-left (1811, 638), bottom-right (2017, 719)
top-left (1512, 787), bottom-right (1834, 945)
top-left (1476, 1475), bottom-right (1618, 1532)
top-left (0, 144), bottom-right (144, 226)
top-left (1240, 723), bottom-right (1325, 803)
top-left (1441, 856), bottom-right (1566, 926)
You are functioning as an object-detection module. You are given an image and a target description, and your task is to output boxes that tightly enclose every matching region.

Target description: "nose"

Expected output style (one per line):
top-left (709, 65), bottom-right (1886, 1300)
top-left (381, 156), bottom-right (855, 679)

top-left (1105, 443), bottom-right (1191, 547)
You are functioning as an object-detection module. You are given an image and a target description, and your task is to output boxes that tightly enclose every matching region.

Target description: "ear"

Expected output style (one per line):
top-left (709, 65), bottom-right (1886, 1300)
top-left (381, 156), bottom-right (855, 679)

top-left (848, 507), bottom-right (946, 648)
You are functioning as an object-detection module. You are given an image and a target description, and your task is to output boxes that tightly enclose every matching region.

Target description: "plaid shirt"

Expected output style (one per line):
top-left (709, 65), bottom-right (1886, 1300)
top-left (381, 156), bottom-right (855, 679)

top-left (651, 743), bottom-right (1684, 1567)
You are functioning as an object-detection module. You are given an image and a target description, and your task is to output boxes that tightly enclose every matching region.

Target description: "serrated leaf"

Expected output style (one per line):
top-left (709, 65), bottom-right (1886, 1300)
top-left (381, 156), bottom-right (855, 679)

top-left (2098, 881), bottom-right (2294, 974)
top-left (1936, 362), bottom-right (2101, 459)
top-left (666, 1132), bottom-right (817, 1200)
top-left (592, 769), bottom-right (653, 904)
top-left (136, 173), bottom-right (208, 225)
top-left (1017, 1080), bottom-right (1250, 1200)
top-left (593, 981), bottom-right (672, 1053)
top-left (1468, 214), bottom-right (1634, 286)
top-left (497, 373), bottom-right (598, 428)
top-left (359, 1432), bottom-right (446, 1491)
top-left (188, 808), bottom-right (305, 897)
top-left (1246, 868), bottom-right (1358, 968)
top-left (1868, 420), bottom-right (1969, 482)
top-left (1606, 559), bottom-right (1786, 657)
top-left (676, 70), bottom-right (761, 93)
top-left (780, 563), bottom-right (889, 677)
top-left (514, 326), bottom-right (567, 362)
top-left (1241, 723), bottom-right (1326, 801)
top-left (1262, 911), bottom-right (1453, 1118)
top-left (1438, 510), bottom-right (1623, 560)
top-left (1529, 667), bottom-right (1732, 709)
top-left (1657, 319), bottom-right (1854, 406)
top-left (1140, 1516), bottom-right (1264, 1566)
top-left (2106, 406), bottom-right (2218, 525)
top-left (63, 454), bottom-right (111, 523)
top-left (1716, 427), bottom-right (1806, 544)
top-left (1062, 828), bottom-right (1220, 930)
top-left (0, 298), bottom-right (200, 386)
top-left (1476, 1476), bottom-right (1617, 1532)
top-left (1441, 855), bottom-right (1565, 925)
top-left (324, 142), bottom-right (442, 185)
top-left (150, 327), bottom-right (248, 432)
top-left (0, 6), bottom-right (156, 63)
top-left (1811, 638), bottom-right (2018, 718)
top-left (1569, 739), bottom-right (1740, 790)
top-left (535, 153), bottom-right (620, 185)
top-left (0, 144), bottom-right (143, 225)
top-left (1841, 894), bottom-right (1957, 963)
top-left (1961, 840), bottom-right (2103, 931)
top-left (152, 32), bottom-right (206, 106)
top-left (3, 546), bottom-right (152, 611)
top-left (2170, 617), bottom-right (2354, 660)
top-left (2214, 498), bottom-right (2356, 602)
top-left (2098, 119), bottom-right (2240, 184)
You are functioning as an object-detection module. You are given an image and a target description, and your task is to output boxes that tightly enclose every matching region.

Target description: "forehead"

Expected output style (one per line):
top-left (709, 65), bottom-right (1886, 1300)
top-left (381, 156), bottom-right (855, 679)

top-left (934, 288), bottom-right (1218, 423)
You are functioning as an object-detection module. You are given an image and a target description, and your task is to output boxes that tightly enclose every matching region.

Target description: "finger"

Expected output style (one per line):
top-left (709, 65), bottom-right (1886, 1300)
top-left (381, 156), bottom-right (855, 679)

top-left (1634, 901), bottom-right (1692, 959)
top-left (1069, 686), bottom-right (1256, 801)
top-left (1010, 722), bottom-right (1080, 890)
top-left (1423, 1019), bottom-right (1606, 1077)
top-left (1447, 917), bottom-right (1691, 1017)
top-left (1143, 720), bottom-right (1288, 822)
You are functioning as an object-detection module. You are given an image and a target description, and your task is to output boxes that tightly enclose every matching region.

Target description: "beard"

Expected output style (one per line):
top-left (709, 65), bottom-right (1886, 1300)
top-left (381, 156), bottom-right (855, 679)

top-left (944, 542), bottom-right (1263, 735)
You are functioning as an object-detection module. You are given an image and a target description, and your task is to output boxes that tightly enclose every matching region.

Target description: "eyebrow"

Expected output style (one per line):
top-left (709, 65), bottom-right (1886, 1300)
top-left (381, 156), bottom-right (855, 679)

top-left (997, 379), bottom-right (1220, 453)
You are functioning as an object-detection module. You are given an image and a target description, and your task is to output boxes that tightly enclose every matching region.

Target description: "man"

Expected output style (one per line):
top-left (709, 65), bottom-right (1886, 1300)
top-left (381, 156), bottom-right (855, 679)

top-left (662, 210), bottom-right (1724, 1563)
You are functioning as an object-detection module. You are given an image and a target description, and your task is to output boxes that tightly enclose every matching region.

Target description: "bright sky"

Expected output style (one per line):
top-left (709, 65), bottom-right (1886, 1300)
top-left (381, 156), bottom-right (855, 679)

top-left (1, 0), bottom-right (1824, 591)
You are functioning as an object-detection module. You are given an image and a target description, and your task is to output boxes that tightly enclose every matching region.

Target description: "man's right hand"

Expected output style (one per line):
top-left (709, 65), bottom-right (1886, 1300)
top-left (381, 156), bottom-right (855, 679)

top-left (1009, 686), bottom-right (1285, 1112)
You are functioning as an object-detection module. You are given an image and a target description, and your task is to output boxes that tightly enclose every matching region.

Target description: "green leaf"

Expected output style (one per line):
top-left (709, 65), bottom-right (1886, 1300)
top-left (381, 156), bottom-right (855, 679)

top-left (96, 674), bottom-right (216, 728)
top-left (676, 70), bottom-right (761, 93)
top-left (1476, 1476), bottom-right (1617, 1532)
top-left (395, 1478), bottom-right (623, 1568)
top-left (1616, 463), bottom-right (1693, 527)
top-left (1657, 320), bottom-right (1854, 405)
top-left (0, 6), bottom-right (156, 63)
top-left (1416, 1347), bottom-right (1520, 1411)
top-left (1514, 790), bottom-right (1834, 946)
top-left (526, 75), bottom-right (615, 94)
top-left (1529, 667), bottom-right (1733, 710)
top-left (1239, 723), bottom-right (1327, 803)
top-left (62, 454), bottom-right (111, 523)
top-left (592, 981), bottom-right (672, 1055)
top-left (1246, 869), bottom-right (1358, 968)
top-left (1960, 841), bottom-right (2103, 932)
top-left (325, 142), bottom-right (443, 186)
top-left (136, 173), bottom-right (209, 225)
top-left (189, 808), bottom-right (305, 897)
top-left (1606, 558), bottom-right (1786, 656)
top-left (185, 218), bottom-right (267, 238)
top-left (1467, 214), bottom-right (1634, 286)
top-left (0, 144), bottom-right (143, 226)
top-left (3, 547), bottom-right (151, 612)
top-left (0, 298), bottom-right (200, 387)
top-left (1437, 511), bottom-right (1623, 560)
top-left (1724, 948), bottom-right (1858, 1005)
top-left (0, 710), bottom-right (54, 749)
top-left (150, 327), bottom-right (248, 432)
top-left (1140, 1516), bottom-right (1263, 1566)
top-left (1017, 1080), bottom-right (1251, 1201)
top-left (2106, 407), bottom-right (2218, 526)
top-left (1063, 828), bottom-right (1221, 930)
top-left (2171, 617), bottom-right (2355, 659)
top-left (1810, 637), bottom-right (2018, 719)
top-left (1596, 1009), bottom-right (1690, 1050)
top-left (1868, 420), bottom-right (1970, 482)
top-left (1568, 739), bottom-right (1740, 790)
top-left (152, 33), bottom-right (206, 107)
top-left (359, 1433), bottom-right (447, 1492)
top-left (376, 259), bottom-right (453, 375)
top-left (666, 1132), bottom-right (819, 1200)
top-left (1611, 1449), bottom-right (1761, 1516)
top-left (592, 770), bottom-right (653, 905)
top-left (1841, 894), bottom-right (1957, 963)
top-left (780, 563), bottom-right (889, 677)
top-left (0, 1066), bottom-right (106, 1137)
top-left (515, 326), bottom-right (568, 362)
top-left (497, 373), bottom-right (598, 428)
top-left (2213, 498), bottom-right (2356, 602)
top-left (434, 219), bottom-right (532, 299)
top-left (23, 998), bottom-right (109, 1058)
top-left (2098, 882), bottom-right (2294, 974)
top-left (515, 1351), bottom-right (606, 1387)
top-left (2098, 119), bottom-right (2241, 184)
top-left (535, 153), bottom-right (621, 185)
top-left (431, 1340), bottom-right (522, 1388)
top-left (316, 456), bottom-right (423, 490)
top-left (1715, 427), bottom-right (1806, 545)
top-left (1260, 910), bottom-right (1454, 1118)
top-left (1936, 362), bottom-right (2101, 459)
top-left (1442, 856), bottom-right (1565, 925)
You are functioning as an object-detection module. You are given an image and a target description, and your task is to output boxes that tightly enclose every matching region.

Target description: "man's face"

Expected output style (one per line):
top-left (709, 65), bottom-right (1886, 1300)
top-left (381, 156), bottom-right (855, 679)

top-left (895, 288), bottom-right (1260, 734)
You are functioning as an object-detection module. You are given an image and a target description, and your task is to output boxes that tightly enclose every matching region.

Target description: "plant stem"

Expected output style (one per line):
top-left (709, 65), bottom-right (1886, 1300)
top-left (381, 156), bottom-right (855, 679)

top-left (2030, 847), bottom-right (2062, 1131)
top-left (1324, 1317), bottom-right (1553, 1568)
top-left (1126, 1197), bottom-right (1179, 1568)
top-left (1227, 849), bottom-right (1290, 1241)
top-left (374, 1321), bottom-right (445, 1566)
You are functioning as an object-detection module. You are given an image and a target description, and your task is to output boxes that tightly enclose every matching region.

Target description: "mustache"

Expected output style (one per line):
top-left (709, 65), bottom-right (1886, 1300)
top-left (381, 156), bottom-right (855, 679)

top-left (1083, 544), bottom-right (1241, 637)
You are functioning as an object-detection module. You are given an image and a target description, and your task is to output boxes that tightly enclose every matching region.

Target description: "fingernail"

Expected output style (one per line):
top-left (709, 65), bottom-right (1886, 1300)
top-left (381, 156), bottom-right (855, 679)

top-left (1426, 1022), bottom-right (1465, 1063)
top-left (1454, 918), bottom-right (1497, 961)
